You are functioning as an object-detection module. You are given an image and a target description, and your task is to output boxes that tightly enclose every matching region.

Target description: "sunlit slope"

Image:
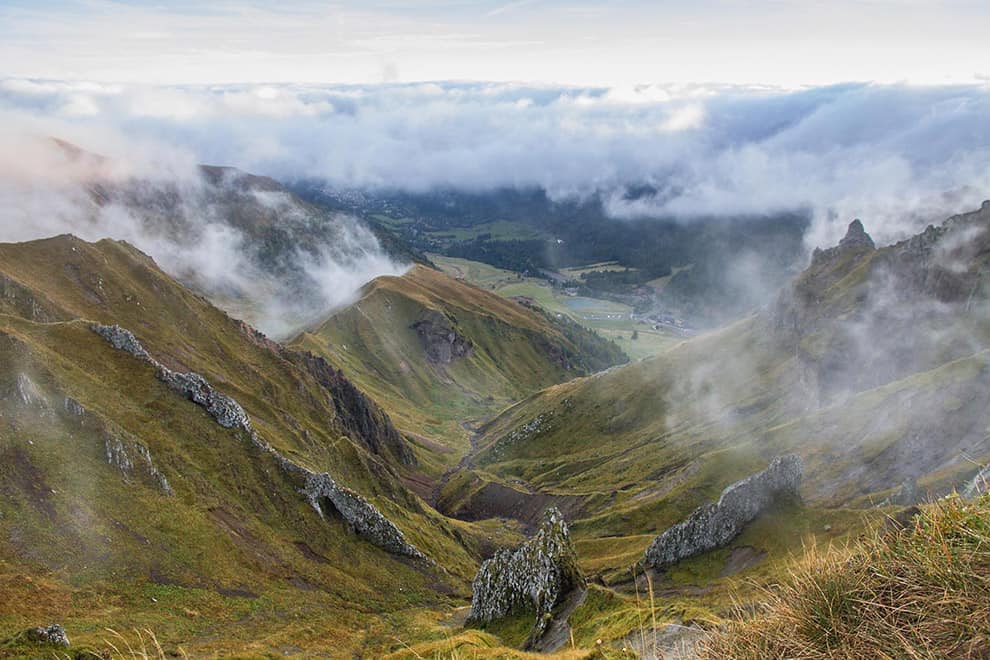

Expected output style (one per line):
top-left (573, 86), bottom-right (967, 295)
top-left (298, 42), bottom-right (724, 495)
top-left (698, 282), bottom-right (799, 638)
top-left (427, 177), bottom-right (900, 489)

top-left (449, 205), bottom-right (990, 576)
top-left (291, 264), bottom-right (626, 454)
top-left (0, 235), bottom-right (483, 655)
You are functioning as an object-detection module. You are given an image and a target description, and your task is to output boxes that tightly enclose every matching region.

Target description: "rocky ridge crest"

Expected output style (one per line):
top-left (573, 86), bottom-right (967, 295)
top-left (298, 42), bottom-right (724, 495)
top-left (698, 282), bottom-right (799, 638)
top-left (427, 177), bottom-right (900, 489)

top-left (644, 455), bottom-right (803, 570)
top-left (91, 323), bottom-right (425, 560)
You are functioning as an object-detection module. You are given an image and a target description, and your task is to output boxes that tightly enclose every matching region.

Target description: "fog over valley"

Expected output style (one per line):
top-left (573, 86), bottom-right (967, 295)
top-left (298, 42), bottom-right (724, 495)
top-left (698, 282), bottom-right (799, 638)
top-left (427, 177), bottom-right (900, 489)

top-left (1, 2), bottom-right (989, 658)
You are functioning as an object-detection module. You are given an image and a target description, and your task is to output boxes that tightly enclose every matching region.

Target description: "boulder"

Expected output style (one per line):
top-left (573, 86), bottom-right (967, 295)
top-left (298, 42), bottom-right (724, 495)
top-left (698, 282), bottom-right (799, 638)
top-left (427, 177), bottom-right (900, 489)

top-left (468, 507), bottom-right (585, 646)
top-left (644, 455), bottom-right (803, 570)
top-left (23, 624), bottom-right (69, 647)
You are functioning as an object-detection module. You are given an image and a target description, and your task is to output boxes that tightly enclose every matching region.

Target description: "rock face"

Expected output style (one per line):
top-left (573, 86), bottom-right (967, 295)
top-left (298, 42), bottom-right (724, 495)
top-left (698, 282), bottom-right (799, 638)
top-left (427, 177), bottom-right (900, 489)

top-left (303, 472), bottom-right (424, 559)
top-left (410, 310), bottom-right (472, 364)
top-left (468, 507), bottom-right (585, 646)
top-left (286, 350), bottom-right (414, 465)
top-left (809, 219), bottom-right (877, 269)
top-left (644, 455), bottom-right (803, 571)
top-left (103, 429), bottom-right (173, 496)
top-left (770, 207), bottom-right (990, 408)
top-left (92, 323), bottom-right (426, 560)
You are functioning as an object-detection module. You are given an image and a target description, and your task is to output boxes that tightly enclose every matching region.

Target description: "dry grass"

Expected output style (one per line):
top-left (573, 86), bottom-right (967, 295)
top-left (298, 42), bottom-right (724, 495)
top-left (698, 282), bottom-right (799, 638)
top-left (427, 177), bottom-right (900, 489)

top-left (100, 628), bottom-right (186, 659)
top-left (700, 495), bottom-right (990, 659)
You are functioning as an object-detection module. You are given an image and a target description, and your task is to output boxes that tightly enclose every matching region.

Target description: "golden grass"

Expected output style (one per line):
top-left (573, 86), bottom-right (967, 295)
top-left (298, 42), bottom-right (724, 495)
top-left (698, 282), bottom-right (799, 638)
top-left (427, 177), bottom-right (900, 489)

top-left (700, 495), bottom-right (990, 659)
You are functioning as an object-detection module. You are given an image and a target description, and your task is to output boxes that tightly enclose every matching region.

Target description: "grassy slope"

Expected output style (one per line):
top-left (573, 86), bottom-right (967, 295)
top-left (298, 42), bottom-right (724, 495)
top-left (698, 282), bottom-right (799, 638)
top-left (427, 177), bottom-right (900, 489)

top-left (701, 494), bottom-right (990, 658)
top-left (440, 212), bottom-right (990, 602)
top-left (431, 254), bottom-right (678, 360)
top-left (0, 236), bottom-right (488, 656)
top-left (291, 265), bottom-right (626, 474)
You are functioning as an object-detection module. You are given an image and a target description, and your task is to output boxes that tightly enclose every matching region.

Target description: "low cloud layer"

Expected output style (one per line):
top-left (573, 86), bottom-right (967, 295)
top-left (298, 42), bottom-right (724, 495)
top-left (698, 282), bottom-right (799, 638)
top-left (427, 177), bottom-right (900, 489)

top-left (0, 131), bottom-right (406, 339)
top-left (3, 79), bottom-right (988, 251)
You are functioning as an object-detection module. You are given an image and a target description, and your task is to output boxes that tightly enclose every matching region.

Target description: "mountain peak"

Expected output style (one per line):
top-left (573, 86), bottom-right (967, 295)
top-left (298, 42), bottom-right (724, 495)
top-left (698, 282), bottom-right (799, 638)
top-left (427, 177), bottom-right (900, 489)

top-left (838, 218), bottom-right (875, 251)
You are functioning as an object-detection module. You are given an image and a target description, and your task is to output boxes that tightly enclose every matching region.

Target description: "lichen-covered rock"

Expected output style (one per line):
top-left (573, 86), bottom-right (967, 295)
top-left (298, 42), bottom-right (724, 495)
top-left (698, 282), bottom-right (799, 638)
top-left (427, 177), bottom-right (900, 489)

top-left (156, 369), bottom-right (251, 430)
top-left (91, 323), bottom-right (151, 360)
top-left (410, 310), bottom-right (472, 364)
top-left (23, 623), bottom-right (69, 647)
top-left (468, 508), bottom-right (585, 644)
top-left (92, 322), bottom-right (426, 560)
top-left (644, 455), bottom-right (803, 570)
top-left (302, 472), bottom-right (424, 559)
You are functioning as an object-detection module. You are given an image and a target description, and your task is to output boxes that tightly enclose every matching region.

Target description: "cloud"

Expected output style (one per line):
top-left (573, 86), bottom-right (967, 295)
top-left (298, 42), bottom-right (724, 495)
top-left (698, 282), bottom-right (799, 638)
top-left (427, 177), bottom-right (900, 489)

top-left (1, 79), bottom-right (989, 255)
top-left (0, 129), bottom-right (406, 339)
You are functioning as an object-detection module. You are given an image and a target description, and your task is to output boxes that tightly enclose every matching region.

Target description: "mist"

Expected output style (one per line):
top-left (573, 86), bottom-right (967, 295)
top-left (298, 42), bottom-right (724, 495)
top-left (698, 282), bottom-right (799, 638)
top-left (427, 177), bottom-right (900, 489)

top-left (3, 79), bottom-right (989, 251)
top-left (0, 131), bottom-right (407, 339)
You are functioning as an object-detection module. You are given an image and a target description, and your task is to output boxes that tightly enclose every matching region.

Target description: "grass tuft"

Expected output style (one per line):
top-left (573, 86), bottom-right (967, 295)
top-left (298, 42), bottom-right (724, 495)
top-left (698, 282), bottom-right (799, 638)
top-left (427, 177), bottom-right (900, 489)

top-left (700, 495), bottom-right (990, 659)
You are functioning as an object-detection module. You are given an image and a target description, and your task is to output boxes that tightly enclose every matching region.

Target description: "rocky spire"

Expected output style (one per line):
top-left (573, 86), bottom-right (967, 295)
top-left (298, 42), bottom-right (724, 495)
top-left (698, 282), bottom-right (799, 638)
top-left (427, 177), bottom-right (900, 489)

top-left (468, 507), bottom-right (585, 646)
top-left (838, 219), bottom-right (875, 251)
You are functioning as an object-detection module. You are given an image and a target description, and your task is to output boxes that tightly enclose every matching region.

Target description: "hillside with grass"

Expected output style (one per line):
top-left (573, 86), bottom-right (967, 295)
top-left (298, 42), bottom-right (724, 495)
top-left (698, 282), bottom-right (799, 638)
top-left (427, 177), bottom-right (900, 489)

top-left (700, 494), bottom-right (990, 658)
top-left (438, 204), bottom-right (990, 587)
top-left (0, 235), bottom-right (492, 657)
top-left (2, 208), bottom-right (988, 658)
top-left (290, 265), bottom-right (627, 470)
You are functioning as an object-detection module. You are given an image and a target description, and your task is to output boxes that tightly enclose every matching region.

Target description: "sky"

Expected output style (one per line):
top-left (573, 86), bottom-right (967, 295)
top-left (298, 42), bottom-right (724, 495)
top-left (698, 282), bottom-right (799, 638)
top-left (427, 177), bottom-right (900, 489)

top-left (0, 0), bottom-right (988, 254)
top-left (1, 0), bottom-right (988, 87)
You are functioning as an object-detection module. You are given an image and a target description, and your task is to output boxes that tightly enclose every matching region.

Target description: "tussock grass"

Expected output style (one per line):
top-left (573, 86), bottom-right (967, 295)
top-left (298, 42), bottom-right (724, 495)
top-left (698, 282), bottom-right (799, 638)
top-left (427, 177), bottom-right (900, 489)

top-left (100, 628), bottom-right (185, 659)
top-left (700, 495), bottom-right (990, 659)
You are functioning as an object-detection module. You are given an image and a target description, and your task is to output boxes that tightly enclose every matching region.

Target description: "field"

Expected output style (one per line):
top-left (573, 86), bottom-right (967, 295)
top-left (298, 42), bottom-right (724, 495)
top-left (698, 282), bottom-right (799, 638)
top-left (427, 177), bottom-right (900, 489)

top-left (372, 215), bottom-right (546, 244)
top-left (430, 254), bottom-right (677, 360)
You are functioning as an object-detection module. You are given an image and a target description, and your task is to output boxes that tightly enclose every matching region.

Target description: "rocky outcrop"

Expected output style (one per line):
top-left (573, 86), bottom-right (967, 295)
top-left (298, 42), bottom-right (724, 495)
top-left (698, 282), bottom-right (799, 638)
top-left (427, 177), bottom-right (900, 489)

top-left (303, 472), bottom-right (424, 559)
top-left (104, 429), bottom-right (173, 496)
top-left (92, 323), bottom-right (152, 360)
top-left (468, 507), bottom-right (585, 647)
top-left (92, 323), bottom-right (425, 560)
top-left (410, 310), bottom-right (472, 364)
top-left (771, 206), bottom-right (990, 407)
top-left (14, 373), bottom-right (47, 408)
top-left (809, 219), bottom-right (876, 269)
top-left (159, 371), bottom-right (250, 430)
top-left (94, 325), bottom-right (251, 430)
top-left (22, 624), bottom-right (69, 647)
top-left (286, 350), bottom-right (414, 465)
top-left (644, 455), bottom-right (803, 571)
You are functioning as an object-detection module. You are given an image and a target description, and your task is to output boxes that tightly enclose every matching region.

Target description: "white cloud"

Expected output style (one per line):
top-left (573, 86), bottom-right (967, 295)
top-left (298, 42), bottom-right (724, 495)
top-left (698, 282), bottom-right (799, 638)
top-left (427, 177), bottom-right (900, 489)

top-left (1, 79), bottom-right (989, 256)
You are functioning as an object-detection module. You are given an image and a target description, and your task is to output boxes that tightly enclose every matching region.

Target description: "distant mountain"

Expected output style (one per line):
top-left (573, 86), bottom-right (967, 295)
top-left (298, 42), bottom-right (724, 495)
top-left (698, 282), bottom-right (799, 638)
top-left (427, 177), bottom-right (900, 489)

top-left (32, 139), bottom-right (420, 338)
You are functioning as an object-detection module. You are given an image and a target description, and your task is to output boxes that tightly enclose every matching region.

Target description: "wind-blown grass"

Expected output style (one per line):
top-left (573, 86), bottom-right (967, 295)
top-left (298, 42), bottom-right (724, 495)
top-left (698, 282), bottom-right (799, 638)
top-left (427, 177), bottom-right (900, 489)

top-left (700, 495), bottom-right (990, 659)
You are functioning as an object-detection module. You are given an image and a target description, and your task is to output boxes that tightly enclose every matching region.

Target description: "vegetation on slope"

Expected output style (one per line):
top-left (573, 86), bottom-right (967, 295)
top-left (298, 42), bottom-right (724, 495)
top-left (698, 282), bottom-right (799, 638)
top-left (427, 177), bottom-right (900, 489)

top-left (442, 205), bottom-right (990, 583)
top-left (291, 264), bottom-right (626, 469)
top-left (0, 235), bottom-right (493, 656)
top-left (701, 495), bottom-right (990, 659)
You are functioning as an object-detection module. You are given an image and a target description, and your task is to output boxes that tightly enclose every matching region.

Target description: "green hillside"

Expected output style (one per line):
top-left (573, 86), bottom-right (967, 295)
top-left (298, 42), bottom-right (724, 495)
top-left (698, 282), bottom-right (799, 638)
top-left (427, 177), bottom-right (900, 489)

top-left (0, 236), bottom-right (488, 656)
top-left (290, 265), bottom-right (627, 473)
top-left (2, 204), bottom-right (988, 658)
top-left (440, 206), bottom-right (990, 583)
